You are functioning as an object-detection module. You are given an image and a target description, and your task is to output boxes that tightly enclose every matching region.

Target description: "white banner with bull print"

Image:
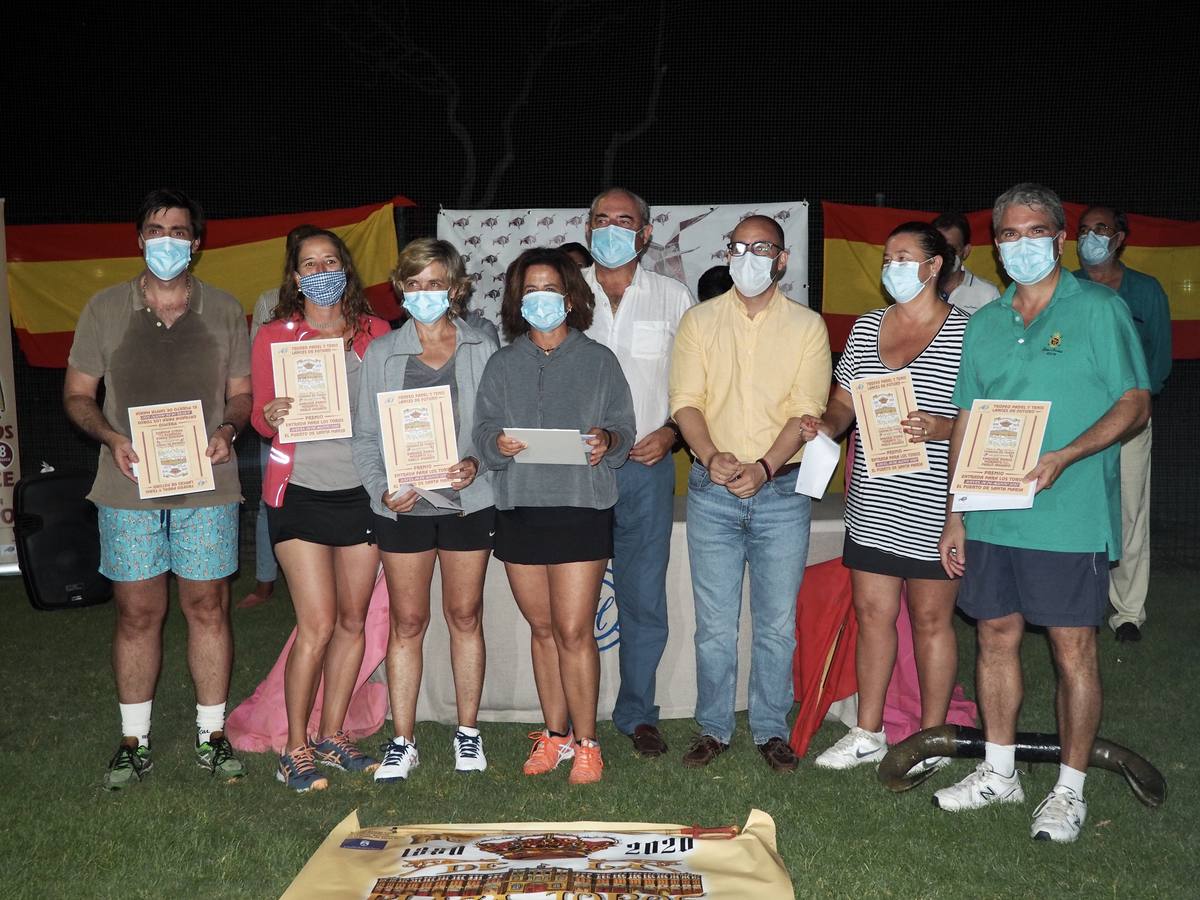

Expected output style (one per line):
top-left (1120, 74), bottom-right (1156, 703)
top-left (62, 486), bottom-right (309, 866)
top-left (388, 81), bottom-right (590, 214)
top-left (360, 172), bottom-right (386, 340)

top-left (438, 202), bottom-right (808, 333)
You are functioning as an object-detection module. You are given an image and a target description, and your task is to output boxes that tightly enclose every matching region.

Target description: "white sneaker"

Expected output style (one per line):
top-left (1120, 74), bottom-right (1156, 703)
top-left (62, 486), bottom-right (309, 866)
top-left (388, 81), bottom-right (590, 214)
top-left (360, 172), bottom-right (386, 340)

top-left (1031, 785), bottom-right (1087, 843)
top-left (453, 730), bottom-right (487, 773)
top-left (933, 761), bottom-right (1024, 811)
top-left (374, 738), bottom-right (419, 782)
top-left (814, 727), bottom-right (887, 769)
top-left (906, 755), bottom-right (952, 778)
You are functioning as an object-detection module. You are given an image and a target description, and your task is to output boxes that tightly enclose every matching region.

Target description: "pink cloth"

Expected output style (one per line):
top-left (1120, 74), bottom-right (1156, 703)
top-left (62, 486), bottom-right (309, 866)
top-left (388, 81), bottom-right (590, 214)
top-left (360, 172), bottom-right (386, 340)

top-left (882, 587), bottom-right (978, 744)
top-left (226, 569), bottom-right (392, 753)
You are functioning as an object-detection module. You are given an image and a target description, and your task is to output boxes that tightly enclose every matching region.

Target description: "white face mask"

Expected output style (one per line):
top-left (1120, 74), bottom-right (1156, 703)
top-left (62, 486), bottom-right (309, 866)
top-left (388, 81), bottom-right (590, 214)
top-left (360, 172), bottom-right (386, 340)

top-left (729, 251), bottom-right (775, 297)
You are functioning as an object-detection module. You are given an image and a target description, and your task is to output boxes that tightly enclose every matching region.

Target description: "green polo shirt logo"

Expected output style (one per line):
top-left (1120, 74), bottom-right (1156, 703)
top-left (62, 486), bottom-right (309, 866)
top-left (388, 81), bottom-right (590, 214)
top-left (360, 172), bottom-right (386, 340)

top-left (1044, 331), bottom-right (1063, 354)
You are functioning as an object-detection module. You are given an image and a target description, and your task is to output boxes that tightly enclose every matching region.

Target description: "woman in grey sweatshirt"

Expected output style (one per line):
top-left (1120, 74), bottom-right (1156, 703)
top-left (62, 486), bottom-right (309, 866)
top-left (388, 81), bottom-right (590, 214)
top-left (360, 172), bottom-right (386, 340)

top-left (473, 247), bottom-right (635, 785)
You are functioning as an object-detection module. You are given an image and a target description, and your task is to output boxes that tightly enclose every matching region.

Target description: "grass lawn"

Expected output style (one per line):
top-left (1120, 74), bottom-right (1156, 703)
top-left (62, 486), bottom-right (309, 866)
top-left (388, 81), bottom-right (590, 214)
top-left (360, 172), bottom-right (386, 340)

top-left (0, 566), bottom-right (1195, 898)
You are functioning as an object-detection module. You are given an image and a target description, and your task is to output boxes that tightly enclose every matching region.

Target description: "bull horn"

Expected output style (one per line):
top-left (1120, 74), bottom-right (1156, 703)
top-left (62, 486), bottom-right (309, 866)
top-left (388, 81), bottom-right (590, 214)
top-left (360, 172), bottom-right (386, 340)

top-left (877, 725), bottom-right (1167, 808)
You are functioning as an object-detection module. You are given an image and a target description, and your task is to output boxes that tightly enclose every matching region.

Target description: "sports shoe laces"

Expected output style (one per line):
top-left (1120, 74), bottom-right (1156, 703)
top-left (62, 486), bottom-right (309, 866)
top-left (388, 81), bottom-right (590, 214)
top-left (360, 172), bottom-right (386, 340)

top-left (286, 745), bottom-right (319, 776)
top-left (380, 741), bottom-right (411, 765)
top-left (207, 735), bottom-right (236, 773)
top-left (457, 733), bottom-right (482, 759)
top-left (108, 744), bottom-right (145, 777)
top-left (328, 731), bottom-right (366, 759)
top-left (1034, 787), bottom-right (1080, 824)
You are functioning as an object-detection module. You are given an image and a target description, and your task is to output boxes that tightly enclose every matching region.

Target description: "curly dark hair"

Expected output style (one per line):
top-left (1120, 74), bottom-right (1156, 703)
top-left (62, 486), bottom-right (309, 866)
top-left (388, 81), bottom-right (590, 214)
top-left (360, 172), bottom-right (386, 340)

top-left (273, 228), bottom-right (374, 338)
top-left (500, 247), bottom-right (596, 342)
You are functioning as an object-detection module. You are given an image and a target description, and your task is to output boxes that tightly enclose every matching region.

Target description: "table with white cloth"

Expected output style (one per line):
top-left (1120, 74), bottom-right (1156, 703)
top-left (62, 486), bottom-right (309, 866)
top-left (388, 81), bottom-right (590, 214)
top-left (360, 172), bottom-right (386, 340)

top-left (390, 494), bottom-right (846, 725)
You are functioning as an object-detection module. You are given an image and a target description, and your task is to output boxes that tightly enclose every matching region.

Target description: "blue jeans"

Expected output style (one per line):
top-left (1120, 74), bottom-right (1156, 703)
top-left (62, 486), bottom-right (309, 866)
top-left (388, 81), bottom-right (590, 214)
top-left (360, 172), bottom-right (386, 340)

top-left (686, 461), bottom-right (810, 745)
top-left (610, 454), bottom-right (675, 734)
top-left (255, 438), bottom-right (279, 582)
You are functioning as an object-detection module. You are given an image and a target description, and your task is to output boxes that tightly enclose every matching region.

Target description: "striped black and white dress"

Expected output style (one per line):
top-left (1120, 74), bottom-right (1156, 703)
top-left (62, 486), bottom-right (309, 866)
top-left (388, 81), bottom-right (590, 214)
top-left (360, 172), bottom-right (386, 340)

top-left (835, 305), bottom-right (969, 561)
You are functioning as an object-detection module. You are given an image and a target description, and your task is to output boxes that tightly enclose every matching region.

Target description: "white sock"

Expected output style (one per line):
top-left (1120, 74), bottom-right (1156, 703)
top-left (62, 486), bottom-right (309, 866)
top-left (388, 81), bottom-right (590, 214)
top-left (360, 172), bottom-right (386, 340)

top-left (119, 700), bottom-right (152, 747)
top-left (196, 703), bottom-right (226, 744)
top-left (1055, 763), bottom-right (1087, 797)
top-left (392, 735), bottom-right (413, 746)
top-left (457, 725), bottom-right (480, 737)
top-left (984, 741), bottom-right (1016, 778)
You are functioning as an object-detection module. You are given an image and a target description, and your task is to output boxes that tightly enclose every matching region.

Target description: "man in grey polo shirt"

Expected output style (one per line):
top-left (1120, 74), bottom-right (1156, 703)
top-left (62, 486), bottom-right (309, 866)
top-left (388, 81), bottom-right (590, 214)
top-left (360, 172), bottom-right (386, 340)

top-left (583, 187), bottom-right (694, 757)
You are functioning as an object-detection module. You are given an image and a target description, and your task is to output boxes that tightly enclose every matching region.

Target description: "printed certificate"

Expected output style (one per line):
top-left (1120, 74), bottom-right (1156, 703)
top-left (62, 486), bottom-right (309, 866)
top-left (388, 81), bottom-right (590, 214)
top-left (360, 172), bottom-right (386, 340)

top-left (950, 399), bottom-right (1051, 511)
top-left (377, 385), bottom-right (458, 491)
top-left (128, 400), bottom-right (215, 499)
top-left (272, 339), bottom-right (352, 443)
top-left (850, 369), bottom-right (929, 478)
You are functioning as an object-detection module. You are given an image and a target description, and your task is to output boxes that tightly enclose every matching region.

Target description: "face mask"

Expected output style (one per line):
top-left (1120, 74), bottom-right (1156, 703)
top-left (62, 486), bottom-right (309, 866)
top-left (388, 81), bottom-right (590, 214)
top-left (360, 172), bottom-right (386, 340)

top-left (403, 290), bottom-right (451, 324)
top-left (1078, 231), bottom-right (1113, 266)
top-left (521, 291), bottom-right (568, 332)
top-left (143, 236), bottom-right (191, 281)
top-left (729, 251), bottom-right (776, 297)
top-left (590, 225), bottom-right (640, 268)
top-left (998, 236), bottom-right (1059, 285)
top-left (951, 253), bottom-right (963, 273)
top-left (298, 270), bottom-right (348, 307)
top-left (881, 259), bottom-right (933, 304)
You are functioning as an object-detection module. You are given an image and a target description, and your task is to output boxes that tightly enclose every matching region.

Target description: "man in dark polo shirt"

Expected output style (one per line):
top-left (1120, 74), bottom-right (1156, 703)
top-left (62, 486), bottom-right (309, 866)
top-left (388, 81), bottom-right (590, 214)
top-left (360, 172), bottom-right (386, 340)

top-left (936, 184), bottom-right (1150, 842)
top-left (64, 189), bottom-right (252, 789)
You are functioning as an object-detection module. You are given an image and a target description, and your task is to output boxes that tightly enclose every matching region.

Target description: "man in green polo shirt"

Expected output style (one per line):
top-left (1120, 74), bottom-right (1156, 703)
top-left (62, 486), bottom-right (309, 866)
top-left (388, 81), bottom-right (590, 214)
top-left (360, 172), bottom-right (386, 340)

top-left (1075, 204), bottom-right (1172, 643)
top-left (934, 184), bottom-right (1150, 843)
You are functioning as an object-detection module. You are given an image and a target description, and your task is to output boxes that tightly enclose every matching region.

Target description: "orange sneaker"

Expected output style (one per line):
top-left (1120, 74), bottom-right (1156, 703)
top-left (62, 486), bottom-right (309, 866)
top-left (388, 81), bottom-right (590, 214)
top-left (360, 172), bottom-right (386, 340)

top-left (523, 730), bottom-right (574, 775)
top-left (568, 739), bottom-right (604, 785)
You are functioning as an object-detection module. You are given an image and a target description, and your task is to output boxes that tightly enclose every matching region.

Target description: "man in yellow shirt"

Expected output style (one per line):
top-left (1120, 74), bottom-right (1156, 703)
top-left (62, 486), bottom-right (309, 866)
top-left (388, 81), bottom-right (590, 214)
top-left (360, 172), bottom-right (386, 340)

top-left (669, 215), bottom-right (831, 772)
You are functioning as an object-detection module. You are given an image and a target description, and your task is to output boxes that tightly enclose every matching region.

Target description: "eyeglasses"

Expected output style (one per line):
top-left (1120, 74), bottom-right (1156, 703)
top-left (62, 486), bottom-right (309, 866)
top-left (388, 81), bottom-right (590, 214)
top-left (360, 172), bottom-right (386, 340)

top-left (727, 240), bottom-right (784, 258)
top-left (1078, 223), bottom-right (1117, 237)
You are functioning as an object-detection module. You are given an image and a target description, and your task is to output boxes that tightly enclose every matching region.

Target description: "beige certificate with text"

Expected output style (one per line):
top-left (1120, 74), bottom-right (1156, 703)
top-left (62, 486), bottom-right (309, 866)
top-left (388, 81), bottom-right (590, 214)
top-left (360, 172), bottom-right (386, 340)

top-left (377, 385), bottom-right (458, 491)
top-left (272, 338), bottom-right (352, 443)
top-left (850, 369), bottom-right (929, 477)
top-left (950, 399), bottom-right (1051, 509)
top-left (128, 400), bottom-right (215, 499)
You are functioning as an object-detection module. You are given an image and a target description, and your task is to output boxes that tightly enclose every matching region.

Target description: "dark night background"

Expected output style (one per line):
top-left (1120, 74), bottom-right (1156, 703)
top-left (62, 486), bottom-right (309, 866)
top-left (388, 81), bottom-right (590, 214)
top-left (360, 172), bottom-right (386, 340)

top-left (3, 5), bottom-right (1198, 564)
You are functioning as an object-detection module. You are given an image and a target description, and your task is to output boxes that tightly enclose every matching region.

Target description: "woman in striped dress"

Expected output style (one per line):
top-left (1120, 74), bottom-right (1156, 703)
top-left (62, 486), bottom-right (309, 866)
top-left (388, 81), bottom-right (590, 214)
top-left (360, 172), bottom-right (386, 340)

top-left (801, 221), bottom-right (969, 773)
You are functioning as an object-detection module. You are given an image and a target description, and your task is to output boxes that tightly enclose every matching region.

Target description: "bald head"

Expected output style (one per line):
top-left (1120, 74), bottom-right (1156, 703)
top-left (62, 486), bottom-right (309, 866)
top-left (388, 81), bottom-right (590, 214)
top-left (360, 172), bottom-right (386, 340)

top-left (731, 215), bottom-right (784, 247)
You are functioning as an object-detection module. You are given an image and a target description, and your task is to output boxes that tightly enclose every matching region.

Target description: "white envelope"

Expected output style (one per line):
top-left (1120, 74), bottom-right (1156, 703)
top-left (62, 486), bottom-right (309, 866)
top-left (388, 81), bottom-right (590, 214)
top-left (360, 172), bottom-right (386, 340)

top-left (505, 427), bottom-right (591, 465)
top-left (795, 432), bottom-right (840, 499)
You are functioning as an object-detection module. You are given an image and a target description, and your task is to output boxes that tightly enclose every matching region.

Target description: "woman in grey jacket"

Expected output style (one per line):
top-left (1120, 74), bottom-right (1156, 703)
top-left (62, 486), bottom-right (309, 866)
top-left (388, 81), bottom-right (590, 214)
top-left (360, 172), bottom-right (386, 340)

top-left (352, 238), bottom-right (499, 783)
top-left (474, 247), bottom-right (635, 785)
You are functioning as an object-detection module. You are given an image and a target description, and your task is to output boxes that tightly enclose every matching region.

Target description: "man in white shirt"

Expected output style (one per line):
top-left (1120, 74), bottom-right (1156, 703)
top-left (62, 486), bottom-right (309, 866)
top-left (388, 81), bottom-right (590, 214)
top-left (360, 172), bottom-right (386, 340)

top-left (583, 187), bottom-right (694, 757)
top-left (933, 211), bottom-right (1001, 315)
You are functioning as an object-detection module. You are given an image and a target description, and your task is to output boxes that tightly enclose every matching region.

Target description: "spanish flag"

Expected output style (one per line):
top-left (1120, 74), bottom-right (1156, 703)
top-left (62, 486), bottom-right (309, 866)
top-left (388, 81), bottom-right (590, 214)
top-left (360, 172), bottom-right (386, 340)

top-left (822, 200), bottom-right (1200, 358)
top-left (6, 196), bottom-right (413, 368)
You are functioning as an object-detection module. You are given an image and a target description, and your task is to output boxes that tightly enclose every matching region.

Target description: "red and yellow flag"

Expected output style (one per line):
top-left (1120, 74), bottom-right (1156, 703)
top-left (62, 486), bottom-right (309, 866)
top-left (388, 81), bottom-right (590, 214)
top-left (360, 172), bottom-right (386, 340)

top-left (822, 200), bottom-right (1200, 358)
top-left (6, 196), bottom-right (414, 368)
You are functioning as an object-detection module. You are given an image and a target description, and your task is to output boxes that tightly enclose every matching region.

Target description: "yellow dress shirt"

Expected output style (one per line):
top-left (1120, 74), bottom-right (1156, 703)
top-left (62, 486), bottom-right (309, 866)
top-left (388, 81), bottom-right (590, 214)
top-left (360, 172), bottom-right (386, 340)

top-left (669, 287), bottom-right (831, 463)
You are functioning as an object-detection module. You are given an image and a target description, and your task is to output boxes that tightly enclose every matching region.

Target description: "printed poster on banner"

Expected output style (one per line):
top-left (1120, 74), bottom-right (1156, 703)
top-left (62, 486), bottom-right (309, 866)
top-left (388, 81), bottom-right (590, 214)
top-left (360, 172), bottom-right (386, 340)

top-left (0, 200), bottom-right (21, 567)
top-left (438, 202), bottom-right (808, 336)
top-left (282, 809), bottom-right (794, 899)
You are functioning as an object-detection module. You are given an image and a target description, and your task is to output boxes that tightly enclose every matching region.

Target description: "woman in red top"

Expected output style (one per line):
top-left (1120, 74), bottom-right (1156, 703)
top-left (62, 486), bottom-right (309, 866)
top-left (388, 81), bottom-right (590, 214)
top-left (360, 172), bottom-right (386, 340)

top-left (250, 228), bottom-right (390, 791)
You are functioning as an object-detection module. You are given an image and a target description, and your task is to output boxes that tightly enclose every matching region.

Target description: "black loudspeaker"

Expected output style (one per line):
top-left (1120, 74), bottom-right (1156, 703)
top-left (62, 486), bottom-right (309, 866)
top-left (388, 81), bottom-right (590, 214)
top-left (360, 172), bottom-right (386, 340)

top-left (14, 469), bottom-right (111, 610)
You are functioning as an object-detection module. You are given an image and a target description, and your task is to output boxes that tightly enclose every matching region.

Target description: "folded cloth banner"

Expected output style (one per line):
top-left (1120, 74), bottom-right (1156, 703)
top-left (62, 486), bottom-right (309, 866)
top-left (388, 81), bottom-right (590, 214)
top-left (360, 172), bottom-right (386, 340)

top-left (822, 200), bottom-right (1200, 358)
top-left (283, 809), bottom-right (794, 899)
top-left (6, 196), bottom-right (412, 367)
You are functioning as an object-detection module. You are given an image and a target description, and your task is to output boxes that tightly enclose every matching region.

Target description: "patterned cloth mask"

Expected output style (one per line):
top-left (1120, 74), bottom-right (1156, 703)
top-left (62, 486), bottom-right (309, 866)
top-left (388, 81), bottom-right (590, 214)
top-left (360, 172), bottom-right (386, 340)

top-left (299, 270), bottom-right (348, 307)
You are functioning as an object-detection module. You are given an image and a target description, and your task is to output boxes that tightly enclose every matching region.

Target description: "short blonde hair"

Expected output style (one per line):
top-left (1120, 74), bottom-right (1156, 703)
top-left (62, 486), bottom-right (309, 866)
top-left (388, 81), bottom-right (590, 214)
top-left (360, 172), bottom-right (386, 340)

top-left (391, 238), bottom-right (471, 318)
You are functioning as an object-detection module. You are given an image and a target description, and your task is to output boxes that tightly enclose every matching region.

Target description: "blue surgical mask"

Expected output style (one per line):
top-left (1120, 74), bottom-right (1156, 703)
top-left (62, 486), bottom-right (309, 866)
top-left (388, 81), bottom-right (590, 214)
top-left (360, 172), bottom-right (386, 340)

top-left (521, 291), bottom-right (568, 332)
top-left (1078, 232), bottom-right (1113, 266)
top-left (998, 236), bottom-right (1058, 285)
top-left (298, 270), bottom-right (348, 307)
top-left (590, 225), bottom-right (640, 268)
top-left (143, 236), bottom-right (191, 281)
top-left (881, 259), bottom-right (933, 304)
top-left (728, 251), bottom-right (776, 297)
top-left (403, 290), bottom-right (451, 324)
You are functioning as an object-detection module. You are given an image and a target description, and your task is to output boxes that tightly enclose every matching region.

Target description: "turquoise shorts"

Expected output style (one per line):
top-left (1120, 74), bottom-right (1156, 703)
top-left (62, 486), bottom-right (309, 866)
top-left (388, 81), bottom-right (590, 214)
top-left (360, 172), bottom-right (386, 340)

top-left (97, 504), bottom-right (240, 582)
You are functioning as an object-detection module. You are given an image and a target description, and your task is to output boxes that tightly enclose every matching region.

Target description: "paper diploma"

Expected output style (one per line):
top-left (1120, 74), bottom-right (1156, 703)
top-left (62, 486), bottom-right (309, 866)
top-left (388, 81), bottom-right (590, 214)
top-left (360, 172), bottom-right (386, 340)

top-left (505, 427), bottom-right (591, 466)
top-left (272, 338), bottom-right (352, 443)
top-left (950, 399), bottom-right (1051, 511)
top-left (128, 400), bottom-right (215, 499)
top-left (849, 369), bottom-right (929, 478)
top-left (377, 385), bottom-right (458, 491)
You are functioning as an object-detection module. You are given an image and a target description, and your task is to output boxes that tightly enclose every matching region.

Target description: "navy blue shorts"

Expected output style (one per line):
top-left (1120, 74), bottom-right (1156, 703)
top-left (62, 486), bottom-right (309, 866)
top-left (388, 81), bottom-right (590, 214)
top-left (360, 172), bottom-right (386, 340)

top-left (957, 540), bottom-right (1109, 628)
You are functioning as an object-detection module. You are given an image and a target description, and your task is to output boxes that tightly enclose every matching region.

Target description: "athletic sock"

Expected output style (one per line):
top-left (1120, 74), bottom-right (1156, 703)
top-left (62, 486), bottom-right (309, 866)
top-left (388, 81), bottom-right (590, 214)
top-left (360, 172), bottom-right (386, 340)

top-left (984, 741), bottom-right (1016, 778)
top-left (119, 700), bottom-right (153, 748)
top-left (196, 703), bottom-right (226, 744)
top-left (456, 725), bottom-right (480, 737)
top-left (1055, 763), bottom-right (1087, 796)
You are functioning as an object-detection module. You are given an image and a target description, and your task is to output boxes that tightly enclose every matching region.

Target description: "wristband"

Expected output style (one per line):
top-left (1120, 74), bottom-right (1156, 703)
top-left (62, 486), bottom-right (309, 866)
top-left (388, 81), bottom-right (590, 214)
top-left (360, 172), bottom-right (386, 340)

top-left (216, 421), bottom-right (237, 437)
top-left (756, 457), bottom-right (774, 480)
top-left (664, 420), bottom-right (682, 441)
